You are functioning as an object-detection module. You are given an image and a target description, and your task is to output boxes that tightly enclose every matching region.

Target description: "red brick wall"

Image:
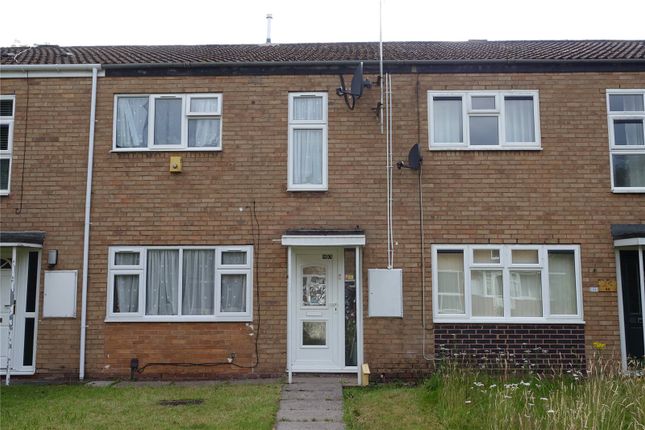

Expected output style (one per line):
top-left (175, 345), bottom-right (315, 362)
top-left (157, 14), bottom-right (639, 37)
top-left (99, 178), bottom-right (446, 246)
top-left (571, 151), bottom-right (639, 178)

top-left (2, 70), bottom-right (644, 379)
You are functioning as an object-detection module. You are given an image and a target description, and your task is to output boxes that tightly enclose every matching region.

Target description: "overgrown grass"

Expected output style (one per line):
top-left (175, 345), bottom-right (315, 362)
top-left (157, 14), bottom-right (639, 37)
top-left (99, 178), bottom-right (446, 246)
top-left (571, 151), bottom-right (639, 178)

top-left (345, 358), bottom-right (645, 430)
top-left (1, 382), bottom-right (281, 430)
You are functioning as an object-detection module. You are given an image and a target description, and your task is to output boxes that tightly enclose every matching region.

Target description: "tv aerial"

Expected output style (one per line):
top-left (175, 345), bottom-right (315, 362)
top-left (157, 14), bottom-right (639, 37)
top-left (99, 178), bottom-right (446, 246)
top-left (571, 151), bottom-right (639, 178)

top-left (396, 144), bottom-right (423, 170)
top-left (336, 62), bottom-right (372, 110)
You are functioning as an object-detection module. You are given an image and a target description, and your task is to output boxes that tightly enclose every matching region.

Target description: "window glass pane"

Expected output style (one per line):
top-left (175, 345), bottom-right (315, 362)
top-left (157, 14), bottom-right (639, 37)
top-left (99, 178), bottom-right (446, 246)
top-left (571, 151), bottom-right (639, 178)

top-left (190, 97), bottom-right (218, 113)
top-left (437, 251), bottom-right (465, 314)
top-left (510, 271), bottom-right (542, 317)
top-left (113, 274), bottom-right (139, 313)
top-left (505, 96), bottom-right (535, 142)
top-left (613, 154), bottom-right (645, 188)
top-left (183, 250), bottom-right (215, 315)
top-left (188, 118), bottom-right (220, 148)
top-left (471, 270), bottom-right (503, 317)
top-left (146, 250), bottom-right (179, 315)
top-left (344, 248), bottom-right (357, 366)
top-left (433, 97), bottom-right (463, 143)
top-left (221, 251), bottom-right (247, 265)
top-left (473, 249), bottom-right (500, 264)
top-left (154, 98), bottom-right (182, 146)
top-left (293, 96), bottom-right (323, 121)
top-left (292, 129), bottom-right (323, 185)
top-left (221, 274), bottom-right (246, 312)
top-left (613, 119), bottom-right (644, 146)
top-left (302, 265), bottom-right (326, 306)
top-left (115, 97), bottom-right (148, 148)
top-left (512, 250), bottom-right (539, 265)
top-left (0, 124), bottom-right (8, 151)
top-left (548, 251), bottom-right (577, 315)
top-left (469, 116), bottom-right (499, 145)
top-left (609, 94), bottom-right (644, 112)
top-left (0, 100), bottom-right (13, 117)
top-left (0, 158), bottom-right (9, 190)
top-left (115, 251), bottom-right (140, 266)
top-left (472, 96), bottom-right (496, 110)
top-left (303, 321), bottom-right (326, 346)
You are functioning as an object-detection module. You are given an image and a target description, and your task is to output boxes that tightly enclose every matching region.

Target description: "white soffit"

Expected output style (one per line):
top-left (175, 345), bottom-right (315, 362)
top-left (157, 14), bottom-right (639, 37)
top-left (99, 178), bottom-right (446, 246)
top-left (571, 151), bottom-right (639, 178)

top-left (614, 238), bottom-right (645, 247)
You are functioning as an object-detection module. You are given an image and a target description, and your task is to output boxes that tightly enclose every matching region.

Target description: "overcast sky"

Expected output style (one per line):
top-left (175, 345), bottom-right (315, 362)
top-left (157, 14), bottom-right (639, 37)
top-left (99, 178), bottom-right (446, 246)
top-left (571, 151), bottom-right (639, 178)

top-left (2, 0), bottom-right (644, 47)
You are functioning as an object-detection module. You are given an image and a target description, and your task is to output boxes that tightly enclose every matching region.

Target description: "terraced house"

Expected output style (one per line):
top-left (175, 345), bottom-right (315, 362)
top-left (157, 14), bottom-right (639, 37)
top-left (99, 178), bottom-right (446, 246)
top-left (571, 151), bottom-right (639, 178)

top-left (0, 40), bottom-right (644, 382)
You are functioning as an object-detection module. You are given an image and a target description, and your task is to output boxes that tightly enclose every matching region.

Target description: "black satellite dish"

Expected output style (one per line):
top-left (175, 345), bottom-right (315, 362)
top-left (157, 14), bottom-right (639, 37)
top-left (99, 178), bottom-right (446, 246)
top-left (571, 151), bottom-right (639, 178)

top-left (396, 144), bottom-right (423, 170)
top-left (336, 62), bottom-right (372, 110)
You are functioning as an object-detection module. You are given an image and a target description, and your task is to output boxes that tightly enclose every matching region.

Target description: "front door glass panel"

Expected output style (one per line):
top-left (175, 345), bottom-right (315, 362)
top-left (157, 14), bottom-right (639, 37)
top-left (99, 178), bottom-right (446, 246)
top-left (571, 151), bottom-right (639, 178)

top-left (302, 265), bottom-right (327, 306)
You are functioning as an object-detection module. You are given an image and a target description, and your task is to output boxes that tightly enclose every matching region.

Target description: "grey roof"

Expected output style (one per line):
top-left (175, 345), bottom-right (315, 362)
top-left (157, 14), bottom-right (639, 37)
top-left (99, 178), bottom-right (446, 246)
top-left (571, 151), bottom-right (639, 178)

top-left (611, 224), bottom-right (645, 240)
top-left (1, 40), bottom-right (644, 66)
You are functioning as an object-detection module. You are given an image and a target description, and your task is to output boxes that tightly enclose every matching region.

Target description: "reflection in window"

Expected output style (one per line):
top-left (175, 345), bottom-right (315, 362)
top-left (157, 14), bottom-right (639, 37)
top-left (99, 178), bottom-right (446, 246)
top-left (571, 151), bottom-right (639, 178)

top-left (302, 266), bottom-right (326, 306)
top-left (303, 321), bottom-right (326, 346)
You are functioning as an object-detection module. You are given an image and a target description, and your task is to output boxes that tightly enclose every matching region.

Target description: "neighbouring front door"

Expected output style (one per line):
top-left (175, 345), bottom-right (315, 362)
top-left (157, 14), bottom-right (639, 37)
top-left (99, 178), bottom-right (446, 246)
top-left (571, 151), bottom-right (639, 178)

top-left (0, 266), bottom-right (12, 370)
top-left (620, 249), bottom-right (645, 364)
top-left (291, 249), bottom-right (344, 371)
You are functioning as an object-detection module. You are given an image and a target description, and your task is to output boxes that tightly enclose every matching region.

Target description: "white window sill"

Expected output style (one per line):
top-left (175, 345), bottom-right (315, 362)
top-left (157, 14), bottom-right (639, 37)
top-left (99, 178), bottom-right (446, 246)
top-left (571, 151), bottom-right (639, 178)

top-left (111, 147), bottom-right (222, 153)
top-left (433, 318), bottom-right (585, 324)
top-left (105, 315), bottom-right (252, 323)
top-left (429, 146), bottom-right (543, 151)
top-left (0, 191), bottom-right (9, 196)
top-left (612, 187), bottom-right (645, 193)
top-left (287, 187), bottom-right (328, 192)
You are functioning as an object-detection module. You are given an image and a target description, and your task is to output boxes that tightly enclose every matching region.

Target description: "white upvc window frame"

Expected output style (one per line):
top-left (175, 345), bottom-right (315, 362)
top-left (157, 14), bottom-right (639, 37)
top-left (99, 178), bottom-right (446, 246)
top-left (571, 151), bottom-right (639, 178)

top-left (432, 244), bottom-right (583, 324)
top-left (0, 95), bottom-right (16, 196)
top-left (112, 93), bottom-right (223, 152)
top-left (428, 90), bottom-right (541, 150)
top-left (287, 92), bottom-right (328, 191)
top-left (606, 89), bottom-right (645, 193)
top-left (106, 245), bottom-right (253, 322)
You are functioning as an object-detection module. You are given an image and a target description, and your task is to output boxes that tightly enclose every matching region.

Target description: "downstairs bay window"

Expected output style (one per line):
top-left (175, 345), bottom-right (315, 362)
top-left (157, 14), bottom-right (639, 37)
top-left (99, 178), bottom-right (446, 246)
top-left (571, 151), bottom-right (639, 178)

top-left (107, 246), bottom-right (252, 322)
top-left (432, 245), bottom-right (582, 323)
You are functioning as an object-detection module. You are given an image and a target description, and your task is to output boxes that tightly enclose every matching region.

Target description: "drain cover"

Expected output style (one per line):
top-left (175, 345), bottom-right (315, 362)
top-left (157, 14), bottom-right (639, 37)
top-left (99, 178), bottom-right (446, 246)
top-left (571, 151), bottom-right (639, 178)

top-left (158, 399), bottom-right (204, 406)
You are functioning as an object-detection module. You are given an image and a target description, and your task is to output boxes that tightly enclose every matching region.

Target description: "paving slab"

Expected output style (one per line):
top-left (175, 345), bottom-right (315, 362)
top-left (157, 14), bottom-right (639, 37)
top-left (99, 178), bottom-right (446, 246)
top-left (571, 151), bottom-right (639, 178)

top-left (275, 376), bottom-right (345, 430)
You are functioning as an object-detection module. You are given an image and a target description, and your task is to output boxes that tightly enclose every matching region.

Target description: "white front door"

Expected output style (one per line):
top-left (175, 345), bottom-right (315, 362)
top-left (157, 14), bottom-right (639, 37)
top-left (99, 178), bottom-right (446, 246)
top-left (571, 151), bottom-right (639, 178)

top-left (291, 248), bottom-right (344, 371)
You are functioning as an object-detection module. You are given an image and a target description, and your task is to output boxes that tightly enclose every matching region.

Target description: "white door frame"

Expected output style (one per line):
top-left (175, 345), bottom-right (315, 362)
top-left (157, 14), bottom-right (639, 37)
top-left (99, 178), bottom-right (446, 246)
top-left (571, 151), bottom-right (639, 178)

top-left (1, 246), bottom-right (41, 376)
top-left (285, 243), bottom-right (363, 384)
top-left (615, 243), bottom-right (645, 371)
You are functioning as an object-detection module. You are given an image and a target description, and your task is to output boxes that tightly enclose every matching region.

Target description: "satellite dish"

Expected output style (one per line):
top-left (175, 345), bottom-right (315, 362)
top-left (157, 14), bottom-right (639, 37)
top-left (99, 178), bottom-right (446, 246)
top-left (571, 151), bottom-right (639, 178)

top-left (336, 62), bottom-right (372, 110)
top-left (396, 144), bottom-right (423, 171)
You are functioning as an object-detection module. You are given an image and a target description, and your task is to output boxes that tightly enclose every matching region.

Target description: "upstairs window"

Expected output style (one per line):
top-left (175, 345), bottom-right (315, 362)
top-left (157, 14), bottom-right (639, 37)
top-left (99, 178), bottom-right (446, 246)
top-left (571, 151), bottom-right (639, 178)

top-left (288, 93), bottom-right (328, 191)
top-left (428, 91), bottom-right (541, 150)
top-left (0, 96), bottom-right (15, 195)
top-left (607, 90), bottom-right (645, 192)
top-left (113, 94), bottom-right (222, 151)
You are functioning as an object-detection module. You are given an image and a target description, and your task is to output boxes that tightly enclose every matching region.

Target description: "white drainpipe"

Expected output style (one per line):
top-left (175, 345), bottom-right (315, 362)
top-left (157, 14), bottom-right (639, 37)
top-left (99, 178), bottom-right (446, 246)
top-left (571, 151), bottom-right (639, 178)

top-left (79, 66), bottom-right (99, 380)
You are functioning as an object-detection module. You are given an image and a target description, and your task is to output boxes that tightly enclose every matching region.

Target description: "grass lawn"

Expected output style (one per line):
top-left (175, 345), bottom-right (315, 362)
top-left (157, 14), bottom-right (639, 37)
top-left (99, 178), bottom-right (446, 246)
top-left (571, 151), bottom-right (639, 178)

top-left (1, 382), bottom-right (281, 430)
top-left (344, 369), bottom-right (645, 430)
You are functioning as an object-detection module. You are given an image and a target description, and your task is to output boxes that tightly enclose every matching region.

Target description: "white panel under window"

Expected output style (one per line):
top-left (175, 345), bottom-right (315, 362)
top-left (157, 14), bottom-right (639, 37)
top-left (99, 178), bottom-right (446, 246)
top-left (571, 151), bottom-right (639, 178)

top-left (292, 129), bottom-right (323, 185)
top-left (548, 251), bottom-right (577, 315)
top-left (43, 271), bottom-right (77, 318)
top-left (433, 97), bottom-right (463, 143)
top-left (368, 269), bottom-right (403, 317)
top-left (115, 97), bottom-right (148, 148)
top-left (146, 249), bottom-right (179, 315)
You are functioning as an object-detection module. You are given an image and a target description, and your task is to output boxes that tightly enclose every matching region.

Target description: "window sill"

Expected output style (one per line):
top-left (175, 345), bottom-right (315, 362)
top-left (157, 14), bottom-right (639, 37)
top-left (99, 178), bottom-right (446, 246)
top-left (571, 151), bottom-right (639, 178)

top-left (612, 187), bottom-right (645, 193)
top-left (0, 191), bottom-right (9, 196)
top-left (433, 318), bottom-right (585, 324)
top-left (111, 147), bottom-right (223, 153)
top-left (287, 187), bottom-right (328, 192)
top-left (429, 146), bottom-right (543, 151)
top-left (105, 315), bottom-right (252, 323)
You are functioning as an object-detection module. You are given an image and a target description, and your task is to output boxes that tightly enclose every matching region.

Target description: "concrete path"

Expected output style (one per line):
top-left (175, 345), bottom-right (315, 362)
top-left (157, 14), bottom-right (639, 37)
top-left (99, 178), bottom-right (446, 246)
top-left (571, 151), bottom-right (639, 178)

top-left (275, 376), bottom-right (352, 430)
